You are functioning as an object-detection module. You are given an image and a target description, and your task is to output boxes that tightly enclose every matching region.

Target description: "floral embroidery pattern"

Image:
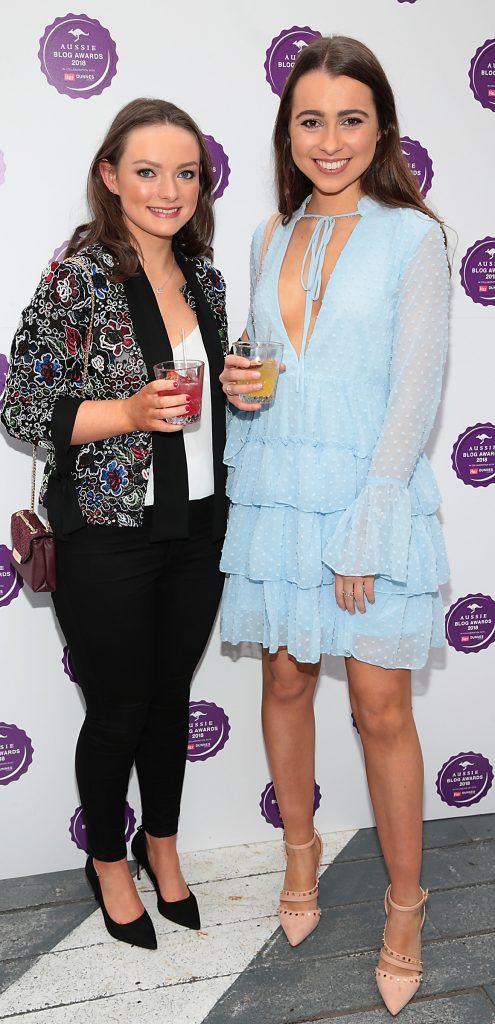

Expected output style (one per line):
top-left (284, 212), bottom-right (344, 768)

top-left (101, 312), bottom-right (134, 358)
top-left (100, 459), bottom-right (128, 496)
top-left (53, 267), bottom-right (81, 306)
top-left (34, 353), bottom-right (62, 387)
top-left (1, 244), bottom-right (227, 527)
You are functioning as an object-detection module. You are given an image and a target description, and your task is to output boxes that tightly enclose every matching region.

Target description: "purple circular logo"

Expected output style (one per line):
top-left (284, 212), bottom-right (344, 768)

top-left (451, 423), bottom-right (495, 487)
top-left (70, 800), bottom-right (136, 852)
top-left (469, 39), bottom-right (495, 113)
top-left (38, 14), bottom-right (118, 99)
top-left (0, 151), bottom-right (5, 186)
top-left (62, 645), bottom-right (78, 683)
top-left (436, 751), bottom-right (493, 808)
top-left (264, 26), bottom-right (322, 97)
top-left (446, 593), bottom-right (495, 654)
top-left (400, 137), bottom-right (434, 197)
top-left (0, 544), bottom-right (23, 608)
top-left (203, 136), bottom-right (230, 201)
top-left (187, 700), bottom-right (230, 762)
top-left (0, 723), bottom-right (34, 785)
top-left (0, 353), bottom-right (8, 407)
top-left (460, 238), bottom-right (495, 305)
top-left (260, 780), bottom-right (321, 829)
top-left (397, 0), bottom-right (419, 4)
top-left (51, 240), bottom-right (69, 263)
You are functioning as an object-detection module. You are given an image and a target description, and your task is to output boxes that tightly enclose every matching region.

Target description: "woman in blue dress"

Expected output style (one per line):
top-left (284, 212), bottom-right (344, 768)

top-left (220, 36), bottom-right (449, 1016)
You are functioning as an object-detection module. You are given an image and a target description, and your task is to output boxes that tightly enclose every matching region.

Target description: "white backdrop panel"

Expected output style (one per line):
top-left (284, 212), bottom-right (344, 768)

top-left (1, 0), bottom-right (494, 879)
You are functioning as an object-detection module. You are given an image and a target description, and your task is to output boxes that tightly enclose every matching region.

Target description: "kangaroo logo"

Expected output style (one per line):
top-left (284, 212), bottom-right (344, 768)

top-left (293, 39), bottom-right (309, 51)
top-left (190, 710), bottom-right (207, 720)
top-left (459, 760), bottom-right (474, 769)
top-left (68, 28), bottom-right (90, 40)
top-left (485, 248), bottom-right (495, 259)
top-left (467, 603), bottom-right (483, 611)
top-left (476, 433), bottom-right (491, 442)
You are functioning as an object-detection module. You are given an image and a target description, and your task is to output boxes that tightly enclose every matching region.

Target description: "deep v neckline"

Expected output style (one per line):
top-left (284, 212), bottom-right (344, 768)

top-left (276, 196), bottom-right (369, 364)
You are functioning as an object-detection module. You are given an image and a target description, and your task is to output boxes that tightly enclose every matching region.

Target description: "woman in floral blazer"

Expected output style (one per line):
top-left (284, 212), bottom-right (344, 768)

top-left (2, 98), bottom-right (228, 951)
top-left (3, 235), bottom-right (227, 536)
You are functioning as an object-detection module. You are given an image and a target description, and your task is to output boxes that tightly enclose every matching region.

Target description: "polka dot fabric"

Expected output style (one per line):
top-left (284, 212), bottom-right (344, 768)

top-left (220, 197), bottom-right (450, 668)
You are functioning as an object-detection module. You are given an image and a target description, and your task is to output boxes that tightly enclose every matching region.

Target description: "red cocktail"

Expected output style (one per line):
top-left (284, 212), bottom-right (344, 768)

top-left (153, 360), bottom-right (204, 424)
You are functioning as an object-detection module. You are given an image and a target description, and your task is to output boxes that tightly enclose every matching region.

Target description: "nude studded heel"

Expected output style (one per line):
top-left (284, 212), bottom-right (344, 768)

top-left (375, 885), bottom-right (428, 1016)
top-left (278, 829), bottom-right (323, 947)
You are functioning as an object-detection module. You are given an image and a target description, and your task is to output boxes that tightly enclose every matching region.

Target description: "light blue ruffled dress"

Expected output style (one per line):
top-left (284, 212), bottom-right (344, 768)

top-left (220, 195), bottom-right (450, 669)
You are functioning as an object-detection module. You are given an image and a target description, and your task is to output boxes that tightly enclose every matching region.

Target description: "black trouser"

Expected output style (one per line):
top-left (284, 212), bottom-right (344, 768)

top-left (52, 498), bottom-right (224, 861)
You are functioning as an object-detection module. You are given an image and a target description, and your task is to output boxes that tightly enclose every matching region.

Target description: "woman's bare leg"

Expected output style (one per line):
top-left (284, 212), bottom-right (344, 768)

top-left (346, 656), bottom-right (424, 976)
top-left (262, 648), bottom-right (321, 909)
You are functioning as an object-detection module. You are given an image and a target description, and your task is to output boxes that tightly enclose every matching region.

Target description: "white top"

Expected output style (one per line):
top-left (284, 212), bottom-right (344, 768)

top-left (145, 324), bottom-right (214, 505)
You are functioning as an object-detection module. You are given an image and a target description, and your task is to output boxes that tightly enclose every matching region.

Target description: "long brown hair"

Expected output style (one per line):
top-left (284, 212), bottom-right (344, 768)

top-left (274, 35), bottom-right (446, 240)
top-left (66, 98), bottom-right (214, 277)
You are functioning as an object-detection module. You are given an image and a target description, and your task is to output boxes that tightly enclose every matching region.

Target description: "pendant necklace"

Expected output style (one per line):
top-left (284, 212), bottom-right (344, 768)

top-left (152, 257), bottom-right (176, 295)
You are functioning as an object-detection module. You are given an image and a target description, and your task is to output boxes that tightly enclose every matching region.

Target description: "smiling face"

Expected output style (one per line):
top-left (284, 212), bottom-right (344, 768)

top-left (289, 71), bottom-right (381, 208)
top-left (99, 123), bottom-right (201, 248)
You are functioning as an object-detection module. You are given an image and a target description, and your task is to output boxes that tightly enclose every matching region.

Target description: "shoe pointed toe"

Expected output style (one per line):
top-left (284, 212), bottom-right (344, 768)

top-left (375, 969), bottom-right (420, 1016)
top-left (133, 909), bottom-right (158, 950)
top-left (158, 890), bottom-right (201, 930)
top-left (278, 910), bottom-right (320, 947)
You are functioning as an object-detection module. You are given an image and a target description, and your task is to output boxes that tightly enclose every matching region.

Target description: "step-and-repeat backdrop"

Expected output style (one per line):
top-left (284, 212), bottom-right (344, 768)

top-left (1, 0), bottom-right (494, 878)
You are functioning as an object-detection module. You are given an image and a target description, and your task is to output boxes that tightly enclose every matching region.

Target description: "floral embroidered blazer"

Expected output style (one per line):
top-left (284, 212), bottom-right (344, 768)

top-left (1, 244), bottom-right (229, 540)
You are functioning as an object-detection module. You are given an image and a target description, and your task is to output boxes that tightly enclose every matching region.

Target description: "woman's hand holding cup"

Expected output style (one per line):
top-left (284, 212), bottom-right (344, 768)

top-left (220, 354), bottom-right (264, 411)
top-left (124, 379), bottom-right (188, 433)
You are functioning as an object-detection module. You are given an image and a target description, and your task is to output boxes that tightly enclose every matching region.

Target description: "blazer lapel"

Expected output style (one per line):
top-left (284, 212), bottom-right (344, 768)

top-left (123, 270), bottom-right (189, 540)
top-left (174, 250), bottom-right (227, 539)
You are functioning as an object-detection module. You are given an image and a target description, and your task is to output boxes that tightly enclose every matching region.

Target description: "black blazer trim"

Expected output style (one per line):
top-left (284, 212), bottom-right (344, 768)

top-left (124, 255), bottom-right (227, 542)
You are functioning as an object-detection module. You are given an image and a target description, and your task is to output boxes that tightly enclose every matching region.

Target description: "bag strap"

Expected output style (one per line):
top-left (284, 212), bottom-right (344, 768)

top-left (256, 212), bottom-right (283, 282)
top-left (30, 257), bottom-right (97, 511)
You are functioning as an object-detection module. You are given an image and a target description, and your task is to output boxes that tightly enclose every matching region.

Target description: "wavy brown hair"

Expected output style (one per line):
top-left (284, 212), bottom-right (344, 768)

top-left (66, 98), bottom-right (214, 277)
top-left (274, 35), bottom-right (447, 245)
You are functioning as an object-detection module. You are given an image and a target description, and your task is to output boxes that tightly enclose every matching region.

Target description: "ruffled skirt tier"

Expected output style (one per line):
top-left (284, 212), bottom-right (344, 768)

top-left (220, 399), bottom-right (449, 669)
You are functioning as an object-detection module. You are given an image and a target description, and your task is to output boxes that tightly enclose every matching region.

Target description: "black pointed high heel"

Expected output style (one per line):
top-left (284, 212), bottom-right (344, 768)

top-left (85, 856), bottom-right (157, 949)
top-left (131, 826), bottom-right (201, 930)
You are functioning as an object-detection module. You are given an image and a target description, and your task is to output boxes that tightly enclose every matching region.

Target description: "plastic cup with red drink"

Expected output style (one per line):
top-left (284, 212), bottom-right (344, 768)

top-left (153, 360), bottom-right (204, 424)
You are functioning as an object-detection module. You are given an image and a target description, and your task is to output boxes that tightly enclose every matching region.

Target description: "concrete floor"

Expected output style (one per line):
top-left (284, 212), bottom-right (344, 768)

top-left (1, 815), bottom-right (495, 1023)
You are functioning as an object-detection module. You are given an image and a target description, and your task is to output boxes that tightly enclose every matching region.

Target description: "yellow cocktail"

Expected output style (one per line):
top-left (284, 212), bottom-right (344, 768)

top-left (233, 341), bottom-right (284, 406)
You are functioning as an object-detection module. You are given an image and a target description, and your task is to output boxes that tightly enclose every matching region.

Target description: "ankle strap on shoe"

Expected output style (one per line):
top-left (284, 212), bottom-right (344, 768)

top-left (386, 884), bottom-right (428, 913)
top-left (284, 828), bottom-right (319, 852)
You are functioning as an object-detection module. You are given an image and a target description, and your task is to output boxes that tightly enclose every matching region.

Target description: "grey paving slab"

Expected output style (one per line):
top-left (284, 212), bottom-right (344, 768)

top-left (422, 818), bottom-right (472, 850)
top-left (319, 854), bottom-right (389, 907)
top-left (0, 902), bottom-right (96, 961)
top-left (422, 841), bottom-right (495, 891)
top-left (318, 833), bottom-right (495, 911)
top-left (483, 983), bottom-right (495, 1006)
top-left (265, 901), bottom-right (439, 966)
top-left (203, 923), bottom-right (495, 1022)
top-left (428, 883), bottom-right (495, 939)
top-left (333, 817), bottom-right (479, 866)
top-left (298, 990), bottom-right (495, 1023)
top-left (0, 957), bottom-right (38, 997)
top-left (204, 950), bottom-right (379, 1023)
top-left (463, 815), bottom-right (495, 842)
top-left (0, 868), bottom-right (91, 912)
top-left (422, 933), bottom-right (495, 996)
top-left (333, 828), bottom-right (383, 862)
